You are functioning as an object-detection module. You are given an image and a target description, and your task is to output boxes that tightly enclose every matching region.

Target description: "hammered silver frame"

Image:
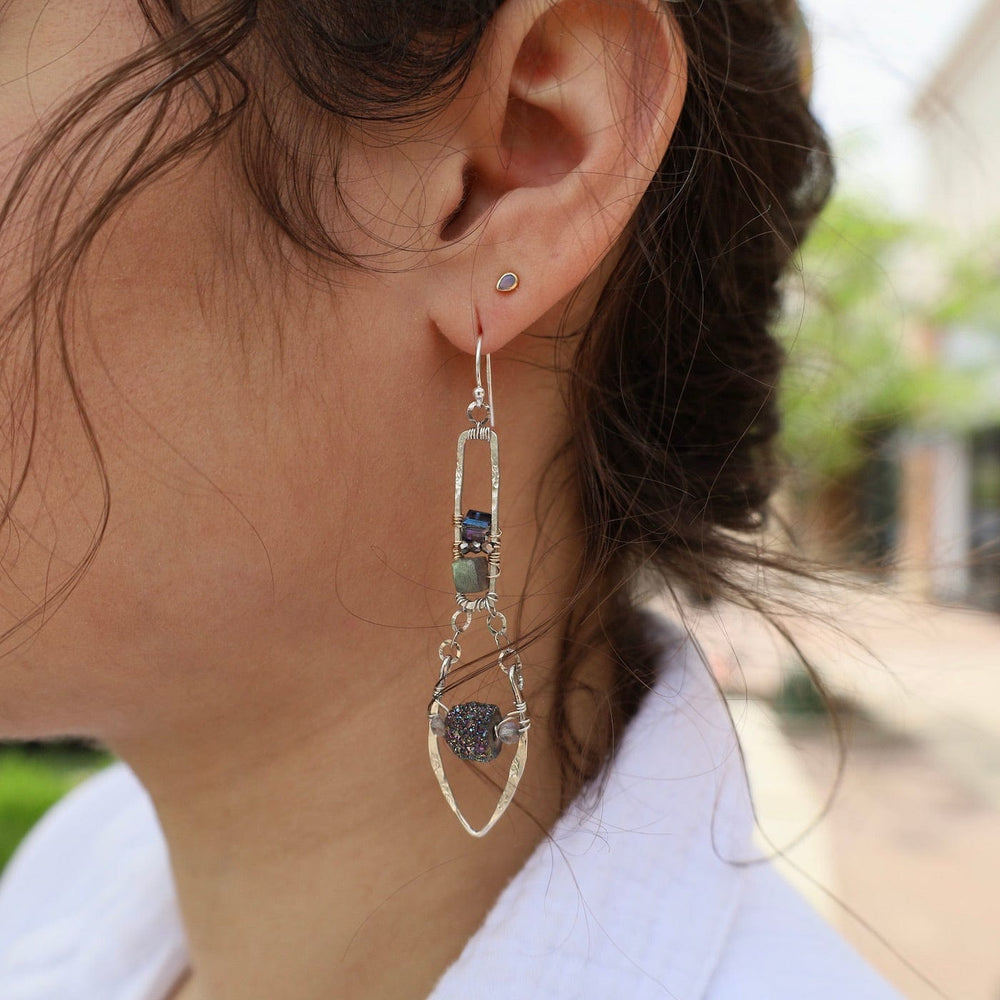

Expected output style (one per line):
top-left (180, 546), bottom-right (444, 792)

top-left (427, 349), bottom-right (530, 838)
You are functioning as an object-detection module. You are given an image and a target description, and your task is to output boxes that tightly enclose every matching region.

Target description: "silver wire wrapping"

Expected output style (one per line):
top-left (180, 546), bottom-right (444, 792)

top-left (426, 339), bottom-right (530, 838)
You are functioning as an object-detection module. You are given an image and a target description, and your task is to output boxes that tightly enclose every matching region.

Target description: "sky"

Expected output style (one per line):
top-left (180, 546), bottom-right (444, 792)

top-left (799, 0), bottom-right (983, 212)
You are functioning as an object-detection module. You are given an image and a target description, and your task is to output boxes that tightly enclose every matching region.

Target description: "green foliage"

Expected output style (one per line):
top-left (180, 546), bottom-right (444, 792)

top-left (0, 744), bottom-right (113, 873)
top-left (771, 664), bottom-right (830, 717)
top-left (927, 230), bottom-right (1000, 328)
top-left (778, 196), bottom-right (998, 488)
top-left (779, 196), bottom-right (919, 486)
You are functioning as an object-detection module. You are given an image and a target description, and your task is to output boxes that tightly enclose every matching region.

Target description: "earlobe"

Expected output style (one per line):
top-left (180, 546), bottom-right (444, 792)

top-left (426, 0), bottom-right (687, 355)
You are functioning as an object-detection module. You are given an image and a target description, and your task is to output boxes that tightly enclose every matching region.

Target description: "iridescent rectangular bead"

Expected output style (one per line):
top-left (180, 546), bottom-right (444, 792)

top-left (452, 555), bottom-right (489, 595)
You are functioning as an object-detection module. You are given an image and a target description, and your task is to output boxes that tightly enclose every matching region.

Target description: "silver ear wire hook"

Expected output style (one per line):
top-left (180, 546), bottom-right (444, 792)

top-left (474, 334), bottom-right (495, 428)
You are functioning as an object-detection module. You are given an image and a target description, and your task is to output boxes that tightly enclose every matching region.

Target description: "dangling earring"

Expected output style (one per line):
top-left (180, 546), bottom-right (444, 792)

top-left (427, 306), bottom-right (529, 838)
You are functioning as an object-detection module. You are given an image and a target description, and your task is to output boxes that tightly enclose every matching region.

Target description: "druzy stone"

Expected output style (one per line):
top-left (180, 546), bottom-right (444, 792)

top-left (460, 510), bottom-right (492, 544)
top-left (452, 555), bottom-right (489, 595)
top-left (445, 702), bottom-right (503, 762)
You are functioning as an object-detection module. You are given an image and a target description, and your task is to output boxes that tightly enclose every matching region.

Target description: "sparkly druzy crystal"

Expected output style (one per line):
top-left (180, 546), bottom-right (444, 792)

top-left (444, 702), bottom-right (502, 762)
top-left (460, 510), bottom-right (492, 544)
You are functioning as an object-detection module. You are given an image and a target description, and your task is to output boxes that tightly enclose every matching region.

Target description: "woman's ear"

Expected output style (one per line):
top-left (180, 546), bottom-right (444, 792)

top-left (425, 0), bottom-right (687, 354)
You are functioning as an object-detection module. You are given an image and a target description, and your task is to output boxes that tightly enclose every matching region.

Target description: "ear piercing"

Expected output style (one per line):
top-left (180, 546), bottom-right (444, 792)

top-left (496, 272), bottom-right (519, 293)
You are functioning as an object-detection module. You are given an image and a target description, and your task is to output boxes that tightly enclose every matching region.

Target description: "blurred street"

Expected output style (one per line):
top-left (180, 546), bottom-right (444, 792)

top-left (660, 584), bottom-right (1000, 1000)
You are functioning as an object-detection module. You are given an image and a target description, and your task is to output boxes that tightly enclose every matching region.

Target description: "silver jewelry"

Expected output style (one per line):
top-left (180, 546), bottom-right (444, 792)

top-left (427, 334), bottom-right (529, 838)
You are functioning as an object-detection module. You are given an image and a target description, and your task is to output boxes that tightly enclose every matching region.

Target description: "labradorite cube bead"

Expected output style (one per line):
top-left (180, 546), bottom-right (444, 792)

top-left (452, 555), bottom-right (489, 595)
top-left (445, 702), bottom-right (502, 762)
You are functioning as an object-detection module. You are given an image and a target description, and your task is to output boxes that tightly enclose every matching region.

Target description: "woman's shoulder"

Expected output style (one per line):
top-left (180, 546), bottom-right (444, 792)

top-left (430, 616), bottom-right (904, 999)
top-left (0, 761), bottom-right (187, 999)
top-left (706, 861), bottom-right (902, 999)
top-left (0, 762), bottom-right (149, 904)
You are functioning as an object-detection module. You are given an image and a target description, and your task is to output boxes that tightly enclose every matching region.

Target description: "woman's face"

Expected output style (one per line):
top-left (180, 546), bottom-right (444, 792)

top-left (0, 0), bottom-right (673, 753)
top-left (0, 2), bottom-right (526, 748)
top-left (0, 170), bottom-right (441, 747)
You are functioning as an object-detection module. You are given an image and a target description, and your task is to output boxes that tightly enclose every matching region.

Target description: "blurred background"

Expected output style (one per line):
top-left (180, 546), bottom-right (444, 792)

top-left (1, 2), bottom-right (998, 999)
top-left (676, 2), bottom-right (1000, 998)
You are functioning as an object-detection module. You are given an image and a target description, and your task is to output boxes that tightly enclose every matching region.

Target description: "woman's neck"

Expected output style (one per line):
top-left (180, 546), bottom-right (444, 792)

top-left (115, 618), bottom-right (582, 1000)
top-left (105, 469), bottom-right (610, 1000)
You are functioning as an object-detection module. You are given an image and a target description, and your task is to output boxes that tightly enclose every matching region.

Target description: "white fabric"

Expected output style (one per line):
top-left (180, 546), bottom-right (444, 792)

top-left (0, 623), bottom-right (903, 999)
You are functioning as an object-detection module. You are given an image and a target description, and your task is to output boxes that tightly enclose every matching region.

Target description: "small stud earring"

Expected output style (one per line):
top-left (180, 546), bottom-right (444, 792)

top-left (496, 272), bottom-right (519, 293)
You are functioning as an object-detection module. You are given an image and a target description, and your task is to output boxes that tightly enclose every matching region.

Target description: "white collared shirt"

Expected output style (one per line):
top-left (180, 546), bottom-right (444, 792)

top-left (0, 621), bottom-right (902, 999)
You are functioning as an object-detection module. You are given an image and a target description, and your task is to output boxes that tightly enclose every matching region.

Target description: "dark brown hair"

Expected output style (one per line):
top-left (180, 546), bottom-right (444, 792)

top-left (0, 0), bottom-right (832, 805)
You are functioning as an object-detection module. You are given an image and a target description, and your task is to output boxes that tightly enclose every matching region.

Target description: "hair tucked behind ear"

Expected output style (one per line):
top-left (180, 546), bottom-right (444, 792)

top-left (544, 0), bottom-right (833, 802)
top-left (0, 0), bottom-right (831, 805)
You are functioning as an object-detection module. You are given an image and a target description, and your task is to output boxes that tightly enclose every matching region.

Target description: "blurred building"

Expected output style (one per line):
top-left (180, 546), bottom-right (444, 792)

top-left (899, 0), bottom-right (1000, 610)
top-left (913, 0), bottom-right (1000, 234)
